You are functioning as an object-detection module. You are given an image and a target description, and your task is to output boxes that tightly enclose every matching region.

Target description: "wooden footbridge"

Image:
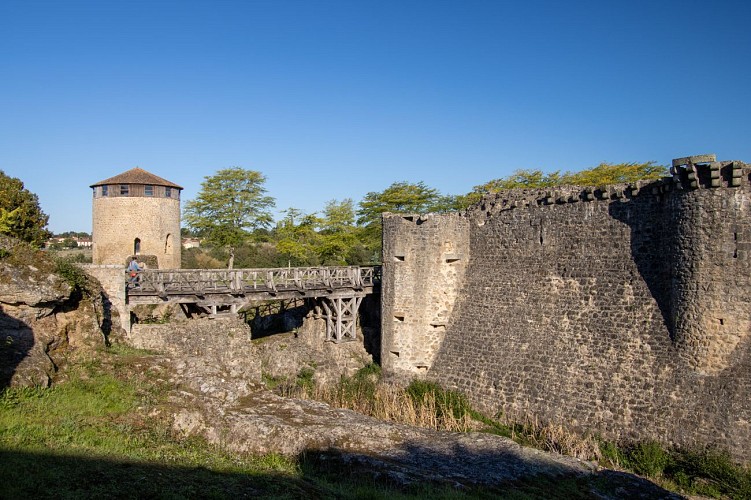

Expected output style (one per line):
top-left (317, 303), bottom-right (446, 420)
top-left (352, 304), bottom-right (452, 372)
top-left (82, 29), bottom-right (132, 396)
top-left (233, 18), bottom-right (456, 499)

top-left (126, 266), bottom-right (380, 342)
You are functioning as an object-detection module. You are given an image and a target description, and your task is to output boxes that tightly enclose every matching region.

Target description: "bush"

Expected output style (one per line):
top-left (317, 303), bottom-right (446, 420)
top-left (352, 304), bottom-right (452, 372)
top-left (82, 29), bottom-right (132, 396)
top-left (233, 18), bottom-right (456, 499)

top-left (626, 440), bottom-right (671, 477)
top-left (670, 448), bottom-right (751, 499)
top-left (53, 257), bottom-right (91, 296)
top-left (405, 379), bottom-right (472, 421)
top-left (296, 367), bottom-right (315, 392)
top-left (336, 363), bottom-right (382, 403)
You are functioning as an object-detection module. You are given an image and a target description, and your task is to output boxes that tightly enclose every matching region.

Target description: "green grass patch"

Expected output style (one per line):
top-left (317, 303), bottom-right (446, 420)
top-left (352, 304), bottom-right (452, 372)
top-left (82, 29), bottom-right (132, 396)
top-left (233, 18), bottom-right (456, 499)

top-left (594, 438), bottom-right (751, 499)
top-left (405, 379), bottom-right (473, 421)
top-left (0, 350), bottom-right (305, 498)
top-left (1, 349), bottom-right (601, 498)
top-left (8, 346), bottom-right (746, 499)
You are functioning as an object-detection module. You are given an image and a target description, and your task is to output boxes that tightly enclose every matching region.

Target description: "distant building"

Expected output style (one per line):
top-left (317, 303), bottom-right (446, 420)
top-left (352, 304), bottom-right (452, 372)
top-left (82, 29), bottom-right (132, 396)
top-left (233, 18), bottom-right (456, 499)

top-left (74, 237), bottom-right (92, 248)
top-left (90, 167), bottom-right (182, 269)
top-left (182, 237), bottom-right (201, 249)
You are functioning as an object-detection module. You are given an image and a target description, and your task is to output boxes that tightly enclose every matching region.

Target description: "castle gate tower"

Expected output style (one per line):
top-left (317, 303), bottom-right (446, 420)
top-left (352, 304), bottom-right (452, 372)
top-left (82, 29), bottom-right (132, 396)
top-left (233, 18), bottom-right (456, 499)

top-left (90, 167), bottom-right (182, 269)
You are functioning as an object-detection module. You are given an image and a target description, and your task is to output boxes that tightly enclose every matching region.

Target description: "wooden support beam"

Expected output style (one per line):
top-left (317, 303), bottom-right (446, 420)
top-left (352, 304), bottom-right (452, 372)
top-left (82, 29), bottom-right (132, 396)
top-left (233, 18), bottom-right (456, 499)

top-left (320, 295), bottom-right (363, 343)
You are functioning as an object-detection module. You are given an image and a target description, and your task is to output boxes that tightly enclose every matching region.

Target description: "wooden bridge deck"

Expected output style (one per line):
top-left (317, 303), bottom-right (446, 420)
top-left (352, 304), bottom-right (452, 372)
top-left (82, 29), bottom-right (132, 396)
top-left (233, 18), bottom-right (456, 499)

top-left (127, 265), bottom-right (380, 304)
top-left (125, 266), bottom-right (380, 342)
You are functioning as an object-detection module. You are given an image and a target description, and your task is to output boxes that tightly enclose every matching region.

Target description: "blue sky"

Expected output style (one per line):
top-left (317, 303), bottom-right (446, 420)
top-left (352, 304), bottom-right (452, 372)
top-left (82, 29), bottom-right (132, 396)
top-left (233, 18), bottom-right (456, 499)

top-left (1, 0), bottom-right (750, 233)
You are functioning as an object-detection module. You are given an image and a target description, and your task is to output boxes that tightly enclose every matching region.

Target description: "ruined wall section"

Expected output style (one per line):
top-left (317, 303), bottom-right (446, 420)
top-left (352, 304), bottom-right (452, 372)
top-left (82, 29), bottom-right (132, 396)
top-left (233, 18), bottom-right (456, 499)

top-left (80, 264), bottom-right (130, 333)
top-left (381, 213), bottom-right (469, 376)
top-left (383, 158), bottom-right (751, 459)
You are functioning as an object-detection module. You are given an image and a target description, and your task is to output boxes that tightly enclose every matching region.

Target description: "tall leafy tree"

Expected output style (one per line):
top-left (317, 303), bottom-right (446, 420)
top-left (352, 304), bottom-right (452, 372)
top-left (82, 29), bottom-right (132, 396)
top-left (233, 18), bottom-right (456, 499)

top-left (183, 167), bottom-right (275, 269)
top-left (0, 171), bottom-right (51, 247)
top-left (357, 181), bottom-right (444, 263)
top-left (357, 181), bottom-right (443, 227)
top-left (474, 169), bottom-right (564, 192)
top-left (321, 198), bottom-right (355, 233)
top-left (562, 161), bottom-right (666, 186)
top-left (275, 208), bottom-right (321, 266)
top-left (318, 199), bottom-right (358, 265)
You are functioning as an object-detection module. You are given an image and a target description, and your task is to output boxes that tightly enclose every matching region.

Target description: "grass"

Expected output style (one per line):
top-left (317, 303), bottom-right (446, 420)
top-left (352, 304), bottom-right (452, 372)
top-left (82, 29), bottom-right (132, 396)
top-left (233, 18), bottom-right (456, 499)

top-left (274, 364), bottom-right (751, 499)
top-left (3, 345), bottom-right (750, 498)
top-left (3, 347), bottom-right (590, 498)
top-left (0, 347), bottom-right (306, 498)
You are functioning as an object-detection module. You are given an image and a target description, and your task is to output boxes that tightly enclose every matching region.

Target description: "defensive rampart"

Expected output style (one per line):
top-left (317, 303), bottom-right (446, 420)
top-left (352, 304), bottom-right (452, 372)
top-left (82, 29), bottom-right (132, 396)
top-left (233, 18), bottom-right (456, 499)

top-left (381, 156), bottom-right (751, 460)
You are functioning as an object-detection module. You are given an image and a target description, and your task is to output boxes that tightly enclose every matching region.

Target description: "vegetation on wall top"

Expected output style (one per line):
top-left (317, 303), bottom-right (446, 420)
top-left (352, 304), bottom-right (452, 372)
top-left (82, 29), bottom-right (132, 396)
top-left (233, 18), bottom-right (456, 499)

top-left (182, 161), bottom-right (667, 268)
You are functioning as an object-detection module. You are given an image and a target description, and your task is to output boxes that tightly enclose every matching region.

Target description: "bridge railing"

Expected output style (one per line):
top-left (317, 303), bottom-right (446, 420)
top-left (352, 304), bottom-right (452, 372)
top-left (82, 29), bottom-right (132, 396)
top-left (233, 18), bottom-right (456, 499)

top-left (130, 265), bottom-right (381, 296)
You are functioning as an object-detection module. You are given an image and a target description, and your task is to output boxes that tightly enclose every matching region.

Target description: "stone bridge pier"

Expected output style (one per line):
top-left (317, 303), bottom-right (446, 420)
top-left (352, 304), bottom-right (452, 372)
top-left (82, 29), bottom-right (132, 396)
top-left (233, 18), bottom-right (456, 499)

top-left (80, 264), bottom-right (131, 333)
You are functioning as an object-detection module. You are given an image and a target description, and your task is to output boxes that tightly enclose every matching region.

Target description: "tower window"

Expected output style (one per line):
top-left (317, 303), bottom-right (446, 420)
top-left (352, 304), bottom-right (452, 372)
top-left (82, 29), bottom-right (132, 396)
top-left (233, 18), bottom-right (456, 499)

top-left (120, 185), bottom-right (129, 196)
top-left (101, 185), bottom-right (108, 196)
top-left (134, 238), bottom-right (141, 255)
top-left (145, 185), bottom-right (154, 196)
top-left (165, 187), bottom-right (172, 198)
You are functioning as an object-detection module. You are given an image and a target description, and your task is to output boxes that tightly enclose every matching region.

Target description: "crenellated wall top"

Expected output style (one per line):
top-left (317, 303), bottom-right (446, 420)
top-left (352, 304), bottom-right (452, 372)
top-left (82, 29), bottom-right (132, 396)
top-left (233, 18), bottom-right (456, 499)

top-left (465, 156), bottom-right (749, 218)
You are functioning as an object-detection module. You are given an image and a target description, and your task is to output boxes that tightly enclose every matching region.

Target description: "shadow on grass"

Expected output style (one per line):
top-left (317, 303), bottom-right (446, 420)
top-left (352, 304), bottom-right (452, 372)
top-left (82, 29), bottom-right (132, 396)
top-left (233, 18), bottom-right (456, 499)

top-left (0, 444), bottom-right (684, 500)
top-left (0, 449), bottom-right (310, 499)
top-left (302, 443), bottom-right (684, 500)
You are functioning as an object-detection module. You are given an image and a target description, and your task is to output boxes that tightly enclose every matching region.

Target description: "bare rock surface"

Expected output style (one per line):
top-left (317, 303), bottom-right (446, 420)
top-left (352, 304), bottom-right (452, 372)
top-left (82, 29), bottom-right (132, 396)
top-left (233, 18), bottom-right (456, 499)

top-left (129, 317), bottom-right (681, 497)
top-left (0, 236), bottom-right (111, 387)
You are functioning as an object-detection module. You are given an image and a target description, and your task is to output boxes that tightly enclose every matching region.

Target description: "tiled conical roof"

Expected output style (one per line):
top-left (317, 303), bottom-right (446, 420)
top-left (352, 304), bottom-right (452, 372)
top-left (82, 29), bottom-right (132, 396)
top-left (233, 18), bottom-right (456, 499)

top-left (90, 167), bottom-right (183, 189)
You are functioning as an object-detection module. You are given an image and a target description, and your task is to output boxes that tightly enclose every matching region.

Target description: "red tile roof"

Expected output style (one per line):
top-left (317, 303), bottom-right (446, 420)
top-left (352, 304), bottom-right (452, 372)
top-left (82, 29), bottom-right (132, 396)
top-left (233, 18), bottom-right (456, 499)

top-left (90, 167), bottom-right (183, 189)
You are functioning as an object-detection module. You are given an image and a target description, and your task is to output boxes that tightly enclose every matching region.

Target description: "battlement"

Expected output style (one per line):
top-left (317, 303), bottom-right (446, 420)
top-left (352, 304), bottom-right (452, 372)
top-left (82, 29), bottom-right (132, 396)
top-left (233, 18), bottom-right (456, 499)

top-left (381, 154), bottom-right (751, 461)
top-left (468, 156), bottom-right (750, 220)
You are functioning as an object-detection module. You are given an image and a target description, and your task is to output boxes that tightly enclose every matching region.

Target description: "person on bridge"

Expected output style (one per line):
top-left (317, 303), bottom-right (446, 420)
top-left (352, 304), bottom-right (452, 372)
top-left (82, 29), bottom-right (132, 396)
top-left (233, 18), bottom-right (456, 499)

top-left (127, 257), bottom-right (142, 288)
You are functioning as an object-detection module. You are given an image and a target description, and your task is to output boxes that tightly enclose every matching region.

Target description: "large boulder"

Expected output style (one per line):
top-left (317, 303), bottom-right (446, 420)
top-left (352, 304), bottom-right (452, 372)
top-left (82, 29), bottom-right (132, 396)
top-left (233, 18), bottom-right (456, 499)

top-left (0, 236), bottom-right (111, 387)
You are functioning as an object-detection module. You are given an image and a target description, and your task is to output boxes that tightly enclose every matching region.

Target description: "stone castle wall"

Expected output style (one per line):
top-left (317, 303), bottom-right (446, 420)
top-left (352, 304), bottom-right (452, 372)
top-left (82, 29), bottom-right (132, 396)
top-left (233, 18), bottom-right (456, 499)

top-left (381, 214), bottom-right (470, 374)
top-left (92, 196), bottom-right (181, 269)
top-left (381, 158), bottom-right (751, 460)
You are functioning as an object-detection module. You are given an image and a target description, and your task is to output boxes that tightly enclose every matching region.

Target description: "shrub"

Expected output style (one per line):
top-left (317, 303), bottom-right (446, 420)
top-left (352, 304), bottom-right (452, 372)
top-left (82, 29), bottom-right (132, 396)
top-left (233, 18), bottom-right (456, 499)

top-left (626, 440), bottom-right (671, 477)
top-left (53, 257), bottom-right (91, 296)
top-left (670, 448), bottom-right (751, 499)
top-left (296, 367), bottom-right (315, 392)
top-left (405, 379), bottom-right (472, 421)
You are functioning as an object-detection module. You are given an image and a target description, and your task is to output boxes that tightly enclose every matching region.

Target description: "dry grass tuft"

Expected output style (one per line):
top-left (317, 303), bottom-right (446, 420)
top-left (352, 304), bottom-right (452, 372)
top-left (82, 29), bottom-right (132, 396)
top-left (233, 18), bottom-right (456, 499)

top-left (279, 367), bottom-right (600, 460)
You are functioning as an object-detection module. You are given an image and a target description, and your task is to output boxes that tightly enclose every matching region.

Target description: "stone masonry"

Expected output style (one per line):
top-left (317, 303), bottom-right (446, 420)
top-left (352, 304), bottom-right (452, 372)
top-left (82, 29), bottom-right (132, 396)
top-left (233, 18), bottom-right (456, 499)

top-left (381, 156), bottom-right (751, 461)
top-left (91, 168), bottom-right (182, 269)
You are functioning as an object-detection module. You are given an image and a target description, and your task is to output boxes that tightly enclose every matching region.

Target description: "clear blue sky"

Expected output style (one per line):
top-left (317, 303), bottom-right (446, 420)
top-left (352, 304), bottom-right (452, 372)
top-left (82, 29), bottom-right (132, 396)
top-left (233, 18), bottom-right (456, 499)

top-left (1, 0), bottom-right (750, 234)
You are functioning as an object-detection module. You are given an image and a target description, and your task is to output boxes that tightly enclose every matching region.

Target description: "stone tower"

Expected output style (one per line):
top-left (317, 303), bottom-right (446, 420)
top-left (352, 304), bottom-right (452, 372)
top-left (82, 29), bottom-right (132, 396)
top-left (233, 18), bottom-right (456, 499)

top-left (90, 167), bottom-right (182, 269)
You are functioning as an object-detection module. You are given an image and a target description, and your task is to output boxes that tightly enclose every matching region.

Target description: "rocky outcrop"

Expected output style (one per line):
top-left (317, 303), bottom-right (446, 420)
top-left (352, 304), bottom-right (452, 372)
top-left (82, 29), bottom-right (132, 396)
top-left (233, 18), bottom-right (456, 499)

top-left (125, 316), bottom-right (678, 496)
top-left (0, 236), bottom-right (113, 387)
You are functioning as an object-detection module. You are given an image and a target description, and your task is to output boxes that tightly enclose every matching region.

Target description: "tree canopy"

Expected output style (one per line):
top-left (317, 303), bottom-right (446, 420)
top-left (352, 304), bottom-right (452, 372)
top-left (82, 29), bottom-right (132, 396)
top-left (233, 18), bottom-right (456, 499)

top-left (473, 162), bottom-right (666, 193)
top-left (356, 181), bottom-right (444, 227)
top-left (180, 161), bottom-right (669, 268)
top-left (0, 170), bottom-right (51, 247)
top-left (562, 161), bottom-right (667, 186)
top-left (183, 167), bottom-right (275, 268)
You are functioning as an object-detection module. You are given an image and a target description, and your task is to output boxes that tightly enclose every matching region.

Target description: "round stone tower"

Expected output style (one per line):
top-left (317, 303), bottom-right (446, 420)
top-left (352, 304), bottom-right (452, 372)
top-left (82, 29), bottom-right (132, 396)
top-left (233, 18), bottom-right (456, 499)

top-left (90, 167), bottom-right (182, 269)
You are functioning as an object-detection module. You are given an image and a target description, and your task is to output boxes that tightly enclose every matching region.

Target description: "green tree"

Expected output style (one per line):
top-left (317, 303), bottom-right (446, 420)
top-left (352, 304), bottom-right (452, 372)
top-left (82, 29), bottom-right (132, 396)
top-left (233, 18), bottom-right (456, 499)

top-left (357, 181), bottom-right (443, 227)
top-left (459, 162), bottom-right (668, 210)
top-left (275, 209), bottom-right (321, 266)
top-left (318, 199), bottom-right (359, 265)
top-left (356, 181), bottom-right (445, 263)
top-left (562, 161), bottom-right (666, 186)
top-left (475, 169), bottom-right (564, 192)
top-left (183, 168), bottom-right (275, 269)
top-left (0, 171), bottom-right (51, 247)
top-left (321, 198), bottom-right (355, 233)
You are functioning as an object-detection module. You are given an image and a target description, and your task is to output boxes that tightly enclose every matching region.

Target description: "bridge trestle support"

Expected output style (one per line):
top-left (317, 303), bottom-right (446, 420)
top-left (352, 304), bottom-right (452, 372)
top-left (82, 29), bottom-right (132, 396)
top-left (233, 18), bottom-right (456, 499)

top-left (320, 295), bottom-right (363, 343)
